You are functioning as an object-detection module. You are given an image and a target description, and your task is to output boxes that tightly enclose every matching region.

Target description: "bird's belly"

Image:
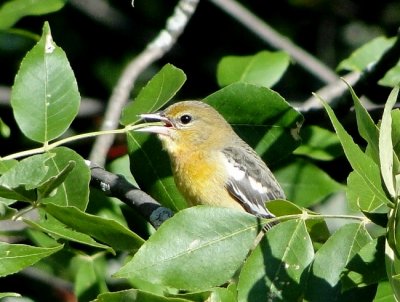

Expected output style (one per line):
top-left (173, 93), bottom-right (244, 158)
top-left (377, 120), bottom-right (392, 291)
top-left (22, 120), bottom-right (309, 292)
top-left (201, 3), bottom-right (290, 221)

top-left (172, 154), bottom-right (244, 211)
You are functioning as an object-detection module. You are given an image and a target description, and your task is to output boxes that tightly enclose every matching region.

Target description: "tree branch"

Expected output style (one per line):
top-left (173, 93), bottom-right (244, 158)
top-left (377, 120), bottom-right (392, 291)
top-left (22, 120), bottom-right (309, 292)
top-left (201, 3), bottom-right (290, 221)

top-left (89, 0), bottom-right (200, 166)
top-left (299, 71), bottom-right (361, 111)
top-left (89, 162), bottom-right (173, 229)
top-left (208, 0), bottom-right (338, 84)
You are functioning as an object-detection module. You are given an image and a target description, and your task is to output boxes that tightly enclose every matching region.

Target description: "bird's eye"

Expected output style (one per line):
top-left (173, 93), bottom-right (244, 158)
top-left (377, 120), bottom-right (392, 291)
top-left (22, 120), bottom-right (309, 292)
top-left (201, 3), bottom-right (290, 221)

top-left (180, 114), bottom-right (192, 124)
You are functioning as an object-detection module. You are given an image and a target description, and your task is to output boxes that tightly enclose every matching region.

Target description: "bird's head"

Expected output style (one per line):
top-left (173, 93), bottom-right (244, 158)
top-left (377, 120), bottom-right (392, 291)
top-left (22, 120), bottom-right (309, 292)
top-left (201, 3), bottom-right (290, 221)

top-left (136, 101), bottom-right (233, 154)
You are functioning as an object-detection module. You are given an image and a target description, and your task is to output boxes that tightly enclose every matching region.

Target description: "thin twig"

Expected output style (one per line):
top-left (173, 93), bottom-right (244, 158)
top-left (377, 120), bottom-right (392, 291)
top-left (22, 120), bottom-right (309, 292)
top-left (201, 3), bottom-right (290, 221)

top-left (208, 0), bottom-right (338, 84)
top-left (1, 122), bottom-right (161, 160)
top-left (89, 0), bottom-right (200, 166)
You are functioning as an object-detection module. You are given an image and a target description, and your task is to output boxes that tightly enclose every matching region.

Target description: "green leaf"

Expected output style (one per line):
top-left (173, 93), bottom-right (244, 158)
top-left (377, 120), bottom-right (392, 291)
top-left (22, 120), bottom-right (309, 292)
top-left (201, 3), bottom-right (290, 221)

top-left (0, 241), bottom-right (63, 277)
top-left (71, 254), bottom-right (108, 302)
top-left (318, 94), bottom-right (392, 210)
top-left (266, 199), bottom-right (331, 244)
top-left (94, 289), bottom-right (192, 302)
top-left (26, 226), bottom-right (59, 248)
top-left (373, 281), bottom-right (397, 302)
top-left (385, 239), bottom-right (400, 301)
top-left (41, 147), bottom-right (90, 210)
top-left (379, 86), bottom-right (399, 198)
top-left (37, 159), bottom-right (75, 199)
top-left (346, 82), bottom-right (380, 165)
top-left (0, 153), bottom-right (51, 189)
top-left (0, 202), bottom-right (17, 219)
top-left (305, 223), bottom-right (372, 301)
top-left (347, 171), bottom-right (390, 214)
top-left (0, 293), bottom-right (21, 299)
top-left (174, 289), bottom-right (235, 302)
top-left (217, 51), bottom-right (290, 88)
top-left (209, 287), bottom-right (237, 302)
top-left (43, 203), bottom-right (144, 251)
top-left (337, 36), bottom-right (395, 72)
top-left (293, 125), bottom-right (342, 161)
top-left (237, 219), bottom-right (314, 302)
top-left (206, 82), bottom-right (303, 163)
top-left (121, 63), bottom-right (186, 126)
top-left (115, 206), bottom-right (261, 291)
top-left (127, 277), bottom-right (176, 298)
top-left (392, 110), bottom-right (400, 163)
top-left (86, 189), bottom-right (129, 229)
top-left (341, 236), bottom-right (386, 291)
top-left (274, 158), bottom-right (344, 208)
top-left (0, 118), bottom-right (10, 138)
top-left (24, 215), bottom-right (114, 254)
top-left (0, 153), bottom-right (52, 201)
top-left (108, 154), bottom-right (137, 185)
top-left (11, 22), bottom-right (80, 143)
top-left (0, 0), bottom-right (66, 30)
top-left (0, 159), bottom-right (17, 175)
top-left (127, 132), bottom-right (188, 212)
top-left (387, 203), bottom-right (400, 259)
top-left (380, 63), bottom-right (400, 87)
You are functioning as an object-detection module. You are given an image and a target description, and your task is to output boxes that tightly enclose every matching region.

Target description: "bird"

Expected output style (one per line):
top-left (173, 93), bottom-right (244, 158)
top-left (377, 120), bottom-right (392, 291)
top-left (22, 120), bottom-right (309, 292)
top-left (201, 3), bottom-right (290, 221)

top-left (135, 100), bottom-right (285, 226)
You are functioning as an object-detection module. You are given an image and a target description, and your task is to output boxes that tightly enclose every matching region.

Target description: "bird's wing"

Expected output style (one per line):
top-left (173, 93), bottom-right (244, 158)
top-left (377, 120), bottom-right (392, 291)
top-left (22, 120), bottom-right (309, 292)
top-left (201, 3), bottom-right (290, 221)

top-left (221, 145), bottom-right (285, 218)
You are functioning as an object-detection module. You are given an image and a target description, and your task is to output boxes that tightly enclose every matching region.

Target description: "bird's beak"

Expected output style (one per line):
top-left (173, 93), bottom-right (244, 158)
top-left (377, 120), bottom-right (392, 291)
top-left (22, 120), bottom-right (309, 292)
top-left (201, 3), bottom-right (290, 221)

top-left (135, 113), bottom-right (173, 136)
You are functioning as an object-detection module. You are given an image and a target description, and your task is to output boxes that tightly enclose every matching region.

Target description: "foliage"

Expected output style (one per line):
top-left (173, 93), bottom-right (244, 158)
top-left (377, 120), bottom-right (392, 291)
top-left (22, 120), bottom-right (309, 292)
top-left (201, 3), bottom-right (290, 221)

top-left (1, 1), bottom-right (400, 302)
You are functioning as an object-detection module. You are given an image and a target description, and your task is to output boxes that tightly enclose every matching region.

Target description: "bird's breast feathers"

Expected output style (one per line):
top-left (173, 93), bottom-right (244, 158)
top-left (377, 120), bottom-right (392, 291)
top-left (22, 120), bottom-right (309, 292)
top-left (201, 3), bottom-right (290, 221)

top-left (170, 150), bottom-right (243, 210)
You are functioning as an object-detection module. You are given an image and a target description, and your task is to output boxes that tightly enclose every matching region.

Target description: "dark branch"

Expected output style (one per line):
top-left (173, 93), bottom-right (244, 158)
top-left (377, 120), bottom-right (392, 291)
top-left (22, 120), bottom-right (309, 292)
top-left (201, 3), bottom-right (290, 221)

top-left (89, 162), bottom-right (173, 229)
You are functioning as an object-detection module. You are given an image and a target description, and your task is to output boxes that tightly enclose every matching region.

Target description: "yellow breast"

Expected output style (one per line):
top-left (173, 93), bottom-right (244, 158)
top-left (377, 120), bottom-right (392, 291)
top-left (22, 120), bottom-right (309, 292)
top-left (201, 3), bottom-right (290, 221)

top-left (170, 150), bottom-right (244, 211)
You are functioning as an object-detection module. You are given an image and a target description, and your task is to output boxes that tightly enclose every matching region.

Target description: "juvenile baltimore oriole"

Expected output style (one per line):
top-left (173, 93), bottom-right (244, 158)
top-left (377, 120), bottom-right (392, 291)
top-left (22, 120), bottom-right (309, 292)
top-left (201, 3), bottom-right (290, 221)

top-left (136, 101), bottom-right (285, 222)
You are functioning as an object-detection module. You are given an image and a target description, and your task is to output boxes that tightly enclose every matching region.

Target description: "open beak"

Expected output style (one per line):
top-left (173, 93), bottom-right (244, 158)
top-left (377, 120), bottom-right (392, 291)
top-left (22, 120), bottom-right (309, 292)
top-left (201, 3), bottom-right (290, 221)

top-left (135, 113), bottom-right (174, 136)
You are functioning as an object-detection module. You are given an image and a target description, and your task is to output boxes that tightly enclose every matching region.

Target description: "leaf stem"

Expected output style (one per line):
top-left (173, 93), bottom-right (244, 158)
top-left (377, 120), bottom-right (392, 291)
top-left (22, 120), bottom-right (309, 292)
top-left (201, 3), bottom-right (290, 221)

top-left (268, 212), bottom-right (367, 225)
top-left (1, 122), bottom-right (161, 161)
